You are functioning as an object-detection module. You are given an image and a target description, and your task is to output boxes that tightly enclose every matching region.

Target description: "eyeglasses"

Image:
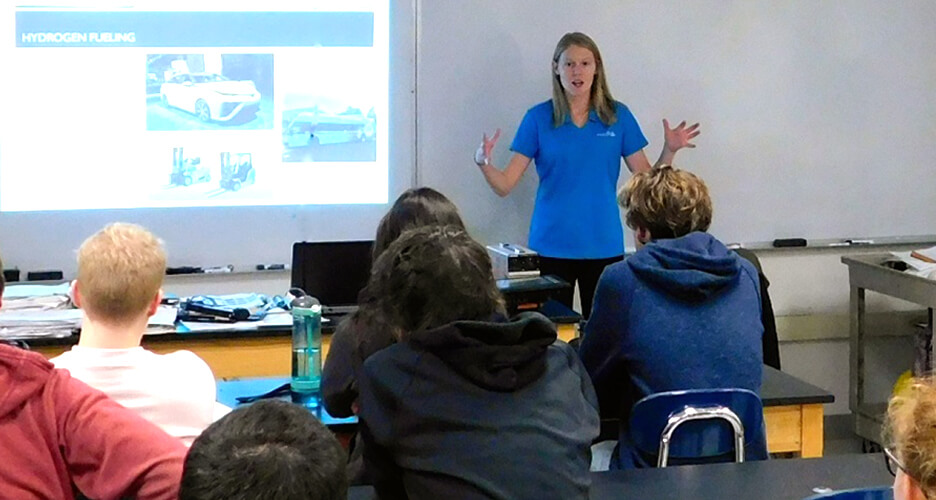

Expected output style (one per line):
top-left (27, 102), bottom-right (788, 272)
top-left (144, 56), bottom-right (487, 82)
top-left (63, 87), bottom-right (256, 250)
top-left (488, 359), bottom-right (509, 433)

top-left (884, 447), bottom-right (910, 478)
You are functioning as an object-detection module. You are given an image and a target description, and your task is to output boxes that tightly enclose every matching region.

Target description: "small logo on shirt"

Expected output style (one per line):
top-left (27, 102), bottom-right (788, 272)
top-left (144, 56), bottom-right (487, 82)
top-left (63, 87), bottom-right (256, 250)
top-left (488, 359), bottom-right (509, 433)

top-left (597, 130), bottom-right (616, 137)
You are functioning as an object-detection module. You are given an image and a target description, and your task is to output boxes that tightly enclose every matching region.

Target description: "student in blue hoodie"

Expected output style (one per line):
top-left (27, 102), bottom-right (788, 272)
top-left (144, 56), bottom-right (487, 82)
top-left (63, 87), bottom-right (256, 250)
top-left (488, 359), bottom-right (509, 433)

top-left (578, 165), bottom-right (763, 468)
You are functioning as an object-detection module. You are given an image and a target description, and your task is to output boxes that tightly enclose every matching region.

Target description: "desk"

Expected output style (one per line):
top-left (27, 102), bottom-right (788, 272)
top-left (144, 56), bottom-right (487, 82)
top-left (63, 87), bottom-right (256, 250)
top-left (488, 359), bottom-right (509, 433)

top-left (29, 299), bottom-right (581, 378)
top-left (598, 366), bottom-right (832, 457)
top-left (762, 366), bottom-right (834, 457)
top-left (218, 366), bottom-right (832, 458)
top-left (842, 254), bottom-right (935, 444)
top-left (348, 454), bottom-right (892, 500)
top-left (216, 377), bottom-right (356, 427)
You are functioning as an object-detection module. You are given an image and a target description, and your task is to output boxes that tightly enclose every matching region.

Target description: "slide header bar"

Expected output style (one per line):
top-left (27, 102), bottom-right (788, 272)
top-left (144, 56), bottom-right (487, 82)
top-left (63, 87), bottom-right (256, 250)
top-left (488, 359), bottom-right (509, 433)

top-left (16, 11), bottom-right (374, 47)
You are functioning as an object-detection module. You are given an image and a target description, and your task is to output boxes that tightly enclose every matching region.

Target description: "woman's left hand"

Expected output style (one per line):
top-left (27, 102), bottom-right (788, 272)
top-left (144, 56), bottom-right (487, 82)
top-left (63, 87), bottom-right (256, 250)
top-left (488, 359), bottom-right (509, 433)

top-left (663, 119), bottom-right (700, 153)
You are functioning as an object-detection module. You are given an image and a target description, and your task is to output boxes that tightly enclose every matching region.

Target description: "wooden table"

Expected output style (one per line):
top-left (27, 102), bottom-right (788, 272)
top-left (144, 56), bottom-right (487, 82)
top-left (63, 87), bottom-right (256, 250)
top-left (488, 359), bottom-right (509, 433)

top-left (31, 300), bottom-right (581, 378)
top-left (761, 366), bottom-right (834, 458)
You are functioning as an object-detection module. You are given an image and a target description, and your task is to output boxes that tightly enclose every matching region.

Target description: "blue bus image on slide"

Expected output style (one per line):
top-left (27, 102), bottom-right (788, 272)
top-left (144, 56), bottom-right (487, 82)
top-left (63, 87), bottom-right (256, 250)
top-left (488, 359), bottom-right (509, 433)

top-left (282, 105), bottom-right (376, 162)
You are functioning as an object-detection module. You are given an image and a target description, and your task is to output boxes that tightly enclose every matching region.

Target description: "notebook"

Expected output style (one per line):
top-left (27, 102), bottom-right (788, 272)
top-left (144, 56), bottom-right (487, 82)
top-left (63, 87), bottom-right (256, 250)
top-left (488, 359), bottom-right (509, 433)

top-left (291, 241), bottom-right (374, 316)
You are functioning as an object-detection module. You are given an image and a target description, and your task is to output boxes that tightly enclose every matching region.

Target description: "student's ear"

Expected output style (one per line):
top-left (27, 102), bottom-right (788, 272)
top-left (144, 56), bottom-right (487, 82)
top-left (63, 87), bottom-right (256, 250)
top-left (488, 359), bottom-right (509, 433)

top-left (895, 471), bottom-right (927, 500)
top-left (70, 280), bottom-right (83, 309)
top-left (635, 227), bottom-right (652, 246)
top-left (146, 289), bottom-right (163, 317)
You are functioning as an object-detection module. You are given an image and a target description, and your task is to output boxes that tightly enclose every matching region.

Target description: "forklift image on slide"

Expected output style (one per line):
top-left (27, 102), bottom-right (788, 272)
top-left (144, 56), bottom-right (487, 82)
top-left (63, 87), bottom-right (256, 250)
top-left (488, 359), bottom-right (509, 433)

top-left (219, 152), bottom-right (255, 191)
top-left (170, 147), bottom-right (211, 186)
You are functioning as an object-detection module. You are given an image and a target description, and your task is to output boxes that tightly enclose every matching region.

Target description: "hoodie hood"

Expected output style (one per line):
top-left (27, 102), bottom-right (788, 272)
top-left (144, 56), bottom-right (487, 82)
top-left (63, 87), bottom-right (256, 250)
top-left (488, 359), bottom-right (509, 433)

top-left (407, 312), bottom-right (557, 392)
top-left (627, 232), bottom-right (741, 302)
top-left (0, 344), bottom-right (53, 417)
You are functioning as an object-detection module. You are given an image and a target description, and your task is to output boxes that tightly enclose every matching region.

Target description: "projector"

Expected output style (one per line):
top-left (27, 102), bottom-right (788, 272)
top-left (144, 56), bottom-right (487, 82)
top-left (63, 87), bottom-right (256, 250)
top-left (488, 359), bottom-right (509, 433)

top-left (486, 243), bottom-right (540, 280)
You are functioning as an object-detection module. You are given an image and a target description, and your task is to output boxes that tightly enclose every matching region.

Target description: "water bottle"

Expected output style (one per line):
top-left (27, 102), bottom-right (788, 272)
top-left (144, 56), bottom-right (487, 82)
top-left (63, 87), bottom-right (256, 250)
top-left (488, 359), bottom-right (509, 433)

top-left (290, 295), bottom-right (322, 408)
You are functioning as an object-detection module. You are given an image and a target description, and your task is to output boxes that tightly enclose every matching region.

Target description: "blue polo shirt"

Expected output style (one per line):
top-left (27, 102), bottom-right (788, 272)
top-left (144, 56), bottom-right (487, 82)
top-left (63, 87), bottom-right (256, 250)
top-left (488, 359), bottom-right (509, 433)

top-left (510, 100), bottom-right (648, 259)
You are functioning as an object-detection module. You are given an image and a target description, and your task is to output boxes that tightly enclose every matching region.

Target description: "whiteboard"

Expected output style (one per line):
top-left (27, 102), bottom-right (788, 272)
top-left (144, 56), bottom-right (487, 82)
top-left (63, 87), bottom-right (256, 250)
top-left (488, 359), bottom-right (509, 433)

top-left (417, 0), bottom-right (936, 248)
top-left (5, 0), bottom-right (936, 275)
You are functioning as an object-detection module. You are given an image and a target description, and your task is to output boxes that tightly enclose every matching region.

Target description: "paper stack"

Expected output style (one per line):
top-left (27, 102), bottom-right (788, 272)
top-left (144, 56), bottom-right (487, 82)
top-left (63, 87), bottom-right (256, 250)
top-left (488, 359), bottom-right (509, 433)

top-left (0, 309), bottom-right (82, 339)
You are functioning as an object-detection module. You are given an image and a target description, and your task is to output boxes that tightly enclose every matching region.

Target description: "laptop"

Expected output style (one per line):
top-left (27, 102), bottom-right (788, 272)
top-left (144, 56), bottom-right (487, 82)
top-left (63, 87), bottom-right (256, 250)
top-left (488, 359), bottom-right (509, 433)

top-left (290, 240), bottom-right (374, 317)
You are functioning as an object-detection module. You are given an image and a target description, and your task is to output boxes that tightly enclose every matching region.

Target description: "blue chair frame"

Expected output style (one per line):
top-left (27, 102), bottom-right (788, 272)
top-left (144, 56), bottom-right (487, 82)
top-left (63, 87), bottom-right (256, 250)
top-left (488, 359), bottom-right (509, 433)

top-left (627, 388), bottom-right (768, 467)
top-left (802, 486), bottom-right (893, 500)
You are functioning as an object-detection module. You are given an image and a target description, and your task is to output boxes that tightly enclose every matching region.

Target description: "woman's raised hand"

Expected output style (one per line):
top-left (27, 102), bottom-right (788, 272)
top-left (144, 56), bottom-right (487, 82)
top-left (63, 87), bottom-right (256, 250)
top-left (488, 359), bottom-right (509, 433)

top-left (662, 119), bottom-right (700, 154)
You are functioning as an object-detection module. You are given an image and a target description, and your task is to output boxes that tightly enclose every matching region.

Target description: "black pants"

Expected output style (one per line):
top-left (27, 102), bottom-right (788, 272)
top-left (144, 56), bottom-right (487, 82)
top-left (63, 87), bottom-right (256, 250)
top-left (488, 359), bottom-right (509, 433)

top-left (539, 255), bottom-right (623, 319)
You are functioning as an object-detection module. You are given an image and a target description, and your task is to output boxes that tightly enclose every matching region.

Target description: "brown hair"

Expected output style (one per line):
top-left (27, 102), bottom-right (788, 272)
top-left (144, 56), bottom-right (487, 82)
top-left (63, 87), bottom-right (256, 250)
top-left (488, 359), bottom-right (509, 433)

top-left (884, 377), bottom-right (936, 498)
top-left (620, 165), bottom-right (713, 240)
top-left (551, 32), bottom-right (617, 128)
top-left (77, 223), bottom-right (166, 323)
top-left (373, 187), bottom-right (466, 259)
top-left (360, 225), bottom-right (505, 338)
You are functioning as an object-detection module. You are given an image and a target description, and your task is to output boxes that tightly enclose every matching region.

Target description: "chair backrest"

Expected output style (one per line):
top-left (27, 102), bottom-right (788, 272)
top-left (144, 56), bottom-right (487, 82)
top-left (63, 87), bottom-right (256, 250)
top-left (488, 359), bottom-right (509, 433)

top-left (802, 486), bottom-right (893, 500)
top-left (628, 388), bottom-right (768, 467)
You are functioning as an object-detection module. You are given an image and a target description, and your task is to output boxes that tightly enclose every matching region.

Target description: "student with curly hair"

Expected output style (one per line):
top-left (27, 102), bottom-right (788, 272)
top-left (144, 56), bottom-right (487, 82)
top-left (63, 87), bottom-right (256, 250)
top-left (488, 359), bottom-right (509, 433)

top-left (884, 378), bottom-right (936, 500)
top-left (320, 187), bottom-right (468, 483)
top-left (579, 165), bottom-right (763, 468)
top-left (357, 225), bottom-right (599, 499)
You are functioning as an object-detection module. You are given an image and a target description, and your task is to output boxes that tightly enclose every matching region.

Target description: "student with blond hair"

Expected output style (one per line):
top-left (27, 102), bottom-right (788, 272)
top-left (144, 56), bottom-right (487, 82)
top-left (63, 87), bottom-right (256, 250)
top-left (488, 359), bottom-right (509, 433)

top-left (579, 165), bottom-right (763, 468)
top-left (52, 223), bottom-right (219, 445)
top-left (0, 251), bottom-right (188, 499)
top-left (885, 378), bottom-right (936, 500)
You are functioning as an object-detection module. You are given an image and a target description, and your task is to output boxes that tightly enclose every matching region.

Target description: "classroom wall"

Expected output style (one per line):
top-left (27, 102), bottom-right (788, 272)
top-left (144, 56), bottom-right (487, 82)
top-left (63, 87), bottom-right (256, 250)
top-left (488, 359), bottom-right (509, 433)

top-left (14, 0), bottom-right (932, 419)
top-left (416, 0), bottom-right (936, 246)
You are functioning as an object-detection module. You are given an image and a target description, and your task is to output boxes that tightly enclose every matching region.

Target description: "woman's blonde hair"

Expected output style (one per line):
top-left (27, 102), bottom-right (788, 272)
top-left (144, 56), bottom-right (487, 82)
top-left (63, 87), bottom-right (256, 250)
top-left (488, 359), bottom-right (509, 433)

top-left (884, 377), bottom-right (936, 498)
top-left (551, 32), bottom-right (617, 128)
top-left (620, 165), bottom-right (713, 240)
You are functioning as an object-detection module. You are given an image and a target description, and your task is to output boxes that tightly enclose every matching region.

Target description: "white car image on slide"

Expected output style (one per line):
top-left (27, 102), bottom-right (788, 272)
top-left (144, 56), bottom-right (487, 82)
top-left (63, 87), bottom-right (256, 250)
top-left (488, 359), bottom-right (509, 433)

top-left (160, 73), bottom-right (261, 122)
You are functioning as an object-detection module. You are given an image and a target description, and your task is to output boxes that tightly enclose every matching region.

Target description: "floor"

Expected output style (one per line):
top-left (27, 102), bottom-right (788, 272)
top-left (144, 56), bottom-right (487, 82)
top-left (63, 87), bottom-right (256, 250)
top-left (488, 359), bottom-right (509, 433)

top-left (823, 414), bottom-right (870, 456)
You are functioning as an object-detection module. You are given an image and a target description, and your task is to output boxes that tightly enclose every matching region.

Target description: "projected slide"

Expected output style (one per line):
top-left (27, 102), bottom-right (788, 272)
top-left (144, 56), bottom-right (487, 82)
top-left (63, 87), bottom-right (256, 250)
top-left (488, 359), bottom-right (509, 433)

top-left (0, 1), bottom-right (389, 211)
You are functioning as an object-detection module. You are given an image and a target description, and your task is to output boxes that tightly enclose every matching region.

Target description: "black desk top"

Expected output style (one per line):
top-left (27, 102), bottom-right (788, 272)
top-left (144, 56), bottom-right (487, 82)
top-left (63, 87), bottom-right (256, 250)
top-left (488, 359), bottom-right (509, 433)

top-left (348, 454), bottom-right (891, 500)
top-left (593, 453), bottom-right (890, 500)
top-left (762, 365), bottom-right (835, 406)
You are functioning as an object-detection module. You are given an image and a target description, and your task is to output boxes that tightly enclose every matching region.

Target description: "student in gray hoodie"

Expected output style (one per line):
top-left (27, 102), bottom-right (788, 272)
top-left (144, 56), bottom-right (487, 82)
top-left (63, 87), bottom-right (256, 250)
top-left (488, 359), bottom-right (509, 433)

top-left (357, 225), bottom-right (599, 500)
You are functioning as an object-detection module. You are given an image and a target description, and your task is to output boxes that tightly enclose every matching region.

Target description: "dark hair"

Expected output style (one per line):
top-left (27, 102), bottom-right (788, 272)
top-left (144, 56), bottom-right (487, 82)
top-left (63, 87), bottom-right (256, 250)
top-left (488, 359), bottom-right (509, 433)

top-left (180, 400), bottom-right (347, 500)
top-left (373, 187), bottom-right (466, 258)
top-left (361, 225), bottom-right (505, 337)
top-left (0, 253), bottom-right (4, 299)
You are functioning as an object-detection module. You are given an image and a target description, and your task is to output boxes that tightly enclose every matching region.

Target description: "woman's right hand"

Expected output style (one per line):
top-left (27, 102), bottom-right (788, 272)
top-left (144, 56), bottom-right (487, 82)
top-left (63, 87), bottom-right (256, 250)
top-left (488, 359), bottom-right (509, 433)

top-left (482, 128), bottom-right (502, 163)
top-left (476, 128), bottom-right (531, 197)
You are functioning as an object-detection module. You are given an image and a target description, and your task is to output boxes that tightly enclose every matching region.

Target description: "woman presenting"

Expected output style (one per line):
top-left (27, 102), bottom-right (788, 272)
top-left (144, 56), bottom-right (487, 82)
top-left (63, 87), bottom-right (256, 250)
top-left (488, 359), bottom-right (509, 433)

top-left (477, 32), bottom-right (699, 318)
